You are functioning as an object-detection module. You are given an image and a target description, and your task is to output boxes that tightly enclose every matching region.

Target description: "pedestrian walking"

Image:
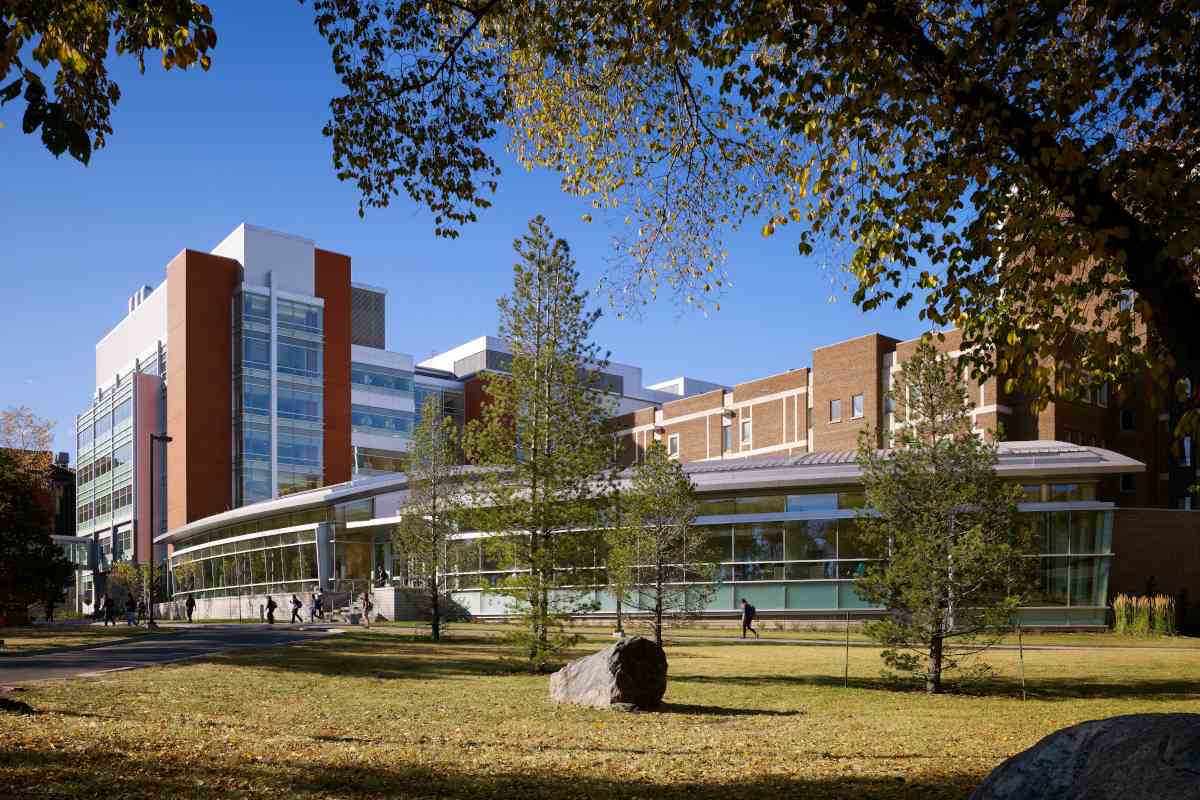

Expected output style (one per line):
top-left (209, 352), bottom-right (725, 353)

top-left (740, 598), bottom-right (759, 639)
top-left (308, 592), bottom-right (317, 623)
top-left (314, 591), bottom-right (324, 620)
top-left (265, 595), bottom-right (277, 625)
top-left (361, 591), bottom-right (373, 629)
top-left (103, 594), bottom-right (115, 626)
top-left (185, 594), bottom-right (196, 623)
top-left (137, 598), bottom-right (147, 623)
top-left (125, 595), bottom-right (137, 626)
top-left (290, 594), bottom-right (303, 624)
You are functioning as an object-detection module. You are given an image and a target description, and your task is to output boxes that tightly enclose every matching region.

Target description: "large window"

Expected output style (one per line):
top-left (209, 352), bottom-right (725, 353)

top-left (95, 411), bottom-right (112, 441)
top-left (830, 399), bottom-right (842, 422)
top-left (112, 441), bottom-right (133, 470)
top-left (352, 404), bottom-right (415, 437)
top-left (277, 384), bottom-right (322, 421)
top-left (352, 362), bottom-right (414, 396)
top-left (78, 423), bottom-right (93, 452)
top-left (278, 336), bottom-right (321, 377)
top-left (852, 393), bottom-right (865, 418)
top-left (113, 398), bottom-right (132, 432)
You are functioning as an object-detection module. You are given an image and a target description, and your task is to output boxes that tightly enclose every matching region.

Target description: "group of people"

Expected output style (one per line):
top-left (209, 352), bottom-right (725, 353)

top-left (94, 593), bottom-right (148, 626)
top-left (260, 590), bottom-right (373, 626)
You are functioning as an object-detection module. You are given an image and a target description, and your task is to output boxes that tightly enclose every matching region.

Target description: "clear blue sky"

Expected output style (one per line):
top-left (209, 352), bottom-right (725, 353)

top-left (0, 2), bottom-right (927, 460)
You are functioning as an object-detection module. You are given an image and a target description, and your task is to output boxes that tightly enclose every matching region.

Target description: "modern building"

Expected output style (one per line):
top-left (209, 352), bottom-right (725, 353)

top-left (155, 441), bottom-right (1140, 628)
top-left (74, 224), bottom-right (715, 611)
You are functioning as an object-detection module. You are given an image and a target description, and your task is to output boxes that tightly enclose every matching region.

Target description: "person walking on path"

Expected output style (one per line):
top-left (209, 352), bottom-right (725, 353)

top-left (314, 591), bottom-right (324, 621)
top-left (136, 599), bottom-right (147, 624)
top-left (125, 595), bottom-right (137, 626)
top-left (104, 594), bottom-right (115, 626)
top-left (185, 595), bottom-right (196, 623)
top-left (740, 598), bottom-right (759, 639)
top-left (361, 591), bottom-right (373, 629)
top-left (290, 594), bottom-right (303, 624)
top-left (265, 596), bottom-right (277, 625)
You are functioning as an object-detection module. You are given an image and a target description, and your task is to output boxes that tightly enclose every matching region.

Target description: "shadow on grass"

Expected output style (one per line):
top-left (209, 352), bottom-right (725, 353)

top-left (671, 672), bottom-right (1200, 700)
top-left (658, 702), bottom-right (803, 717)
top-left (0, 745), bottom-right (980, 800)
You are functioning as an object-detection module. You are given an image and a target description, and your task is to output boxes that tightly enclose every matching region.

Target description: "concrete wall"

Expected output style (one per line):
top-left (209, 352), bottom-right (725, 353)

top-left (95, 282), bottom-right (167, 388)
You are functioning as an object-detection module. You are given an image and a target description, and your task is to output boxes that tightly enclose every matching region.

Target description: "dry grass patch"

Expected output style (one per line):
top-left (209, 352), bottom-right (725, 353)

top-left (1, 630), bottom-right (1198, 799)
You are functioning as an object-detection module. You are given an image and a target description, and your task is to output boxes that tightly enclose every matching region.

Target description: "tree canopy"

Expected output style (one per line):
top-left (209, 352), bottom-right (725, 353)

top-left (1, 1), bottom-right (217, 163)
top-left (311, 0), bottom-right (1200, 409)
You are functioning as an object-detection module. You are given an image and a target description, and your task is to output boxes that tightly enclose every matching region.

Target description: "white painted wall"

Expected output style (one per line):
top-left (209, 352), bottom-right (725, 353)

top-left (351, 344), bottom-right (414, 371)
top-left (95, 281), bottom-right (167, 389)
top-left (212, 223), bottom-right (316, 296)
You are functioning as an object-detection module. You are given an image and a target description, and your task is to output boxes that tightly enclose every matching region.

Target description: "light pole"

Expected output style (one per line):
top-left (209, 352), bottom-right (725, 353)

top-left (148, 432), bottom-right (173, 628)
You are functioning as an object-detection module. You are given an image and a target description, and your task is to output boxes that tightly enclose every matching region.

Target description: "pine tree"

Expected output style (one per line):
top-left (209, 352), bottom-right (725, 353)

top-left (463, 216), bottom-right (616, 670)
top-left (855, 340), bottom-right (1032, 693)
top-left (607, 441), bottom-right (714, 644)
top-left (394, 395), bottom-right (464, 641)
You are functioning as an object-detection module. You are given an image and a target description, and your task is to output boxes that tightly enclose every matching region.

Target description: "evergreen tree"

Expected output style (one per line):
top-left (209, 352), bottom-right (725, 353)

top-left (463, 216), bottom-right (616, 670)
top-left (0, 448), bottom-right (73, 621)
top-left (394, 394), bottom-right (464, 641)
top-left (855, 340), bottom-right (1031, 693)
top-left (607, 441), bottom-right (714, 644)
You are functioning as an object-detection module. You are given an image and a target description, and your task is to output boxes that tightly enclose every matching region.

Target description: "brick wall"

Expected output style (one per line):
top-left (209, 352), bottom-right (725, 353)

top-left (1110, 508), bottom-right (1200, 628)
top-left (812, 334), bottom-right (895, 452)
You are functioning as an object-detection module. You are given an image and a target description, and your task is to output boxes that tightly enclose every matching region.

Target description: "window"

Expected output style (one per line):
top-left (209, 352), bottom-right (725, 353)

top-left (851, 393), bottom-right (865, 418)
top-left (113, 398), bottom-right (132, 432)
top-left (1120, 408), bottom-right (1135, 432)
top-left (352, 362), bottom-right (415, 396)
top-left (78, 424), bottom-right (93, 452)
top-left (1118, 290), bottom-right (1135, 312)
top-left (723, 425), bottom-right (733, 452)
top-left (1120, 473), bottom-right (1135, 493)
top-left (740, 419), bottom-right (752, 445)
top-left (112, 441), bottom-right (133, 470)
top-left (829, 398), bottom-right (842, 422)
top-left (351, 404), bottom-right (415, 437)
top-left (667, 433), bottom-right (679, 458)
top-left (94, 411), bottom-right (112, 441)
top-left (1096, 382), bottom-right (1109, 407)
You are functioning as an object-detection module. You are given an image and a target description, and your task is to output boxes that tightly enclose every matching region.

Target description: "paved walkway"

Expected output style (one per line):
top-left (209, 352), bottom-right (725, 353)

top-left (0, 624), bottom-right (332, 684)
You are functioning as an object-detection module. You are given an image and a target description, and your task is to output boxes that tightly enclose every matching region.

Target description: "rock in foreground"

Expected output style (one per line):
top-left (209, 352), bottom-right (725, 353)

top-left (971, 713), bottom-right (1200, 800)
top-left (549, 636), bottom-right (667, 710)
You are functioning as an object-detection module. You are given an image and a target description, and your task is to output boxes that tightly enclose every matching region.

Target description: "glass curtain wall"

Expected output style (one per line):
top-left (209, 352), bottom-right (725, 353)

top-left (170, 528), bottom-right (320, 600)
top-left (234, 291), bottom-right (273, 505)
top-left (276, 299), bottom-right (325, 496)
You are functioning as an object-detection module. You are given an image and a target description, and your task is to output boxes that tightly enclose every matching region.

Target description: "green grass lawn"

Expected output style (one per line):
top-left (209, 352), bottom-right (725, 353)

top-left (374, 619), bottom-right (1200, 649)
top-left (0, 624), bottom-right (169, 654)
top-left (2, 628), bottom-right (1198, 799)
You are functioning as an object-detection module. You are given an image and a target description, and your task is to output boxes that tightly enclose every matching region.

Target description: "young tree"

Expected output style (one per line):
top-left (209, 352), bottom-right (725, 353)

top-left (312, 0), bottom-right (1200, 412)
top-left (855, 340), bottom-right (1031, 694)
top-left (111, 561), bottom-right (149, 606)
top-left (463, 216), bottom-right (616, 670)
top-left (606, 441), bottom-right (714, 644)
top-left (394, 394), bottom-right (464, 642)
top-left (1, 2), bottom-right (217, 164)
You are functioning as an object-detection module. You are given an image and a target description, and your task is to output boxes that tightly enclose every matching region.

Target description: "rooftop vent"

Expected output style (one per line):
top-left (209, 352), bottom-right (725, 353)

top-left (127, 285), bottom-right (154, 315)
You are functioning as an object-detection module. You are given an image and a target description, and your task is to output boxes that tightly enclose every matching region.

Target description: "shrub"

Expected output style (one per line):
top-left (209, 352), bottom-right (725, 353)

top-left (1112, 593), bottom-right (1176, 637)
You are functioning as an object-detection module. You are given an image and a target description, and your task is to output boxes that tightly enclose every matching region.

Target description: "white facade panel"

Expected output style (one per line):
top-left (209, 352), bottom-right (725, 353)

top-left (351, 386), bottom-right (416, 413)
top-left (351, 429), bottom-right (414, 453)
top-left (95, 281), bottom-right (167, 388)
top-left (351, 344), bottom-right (414, 371)
top-left (212, 223), bottom-right (315, 296)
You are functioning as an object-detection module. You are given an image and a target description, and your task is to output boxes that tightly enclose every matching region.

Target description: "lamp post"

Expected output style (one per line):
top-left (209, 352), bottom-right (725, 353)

top-left (148, 432), bottom-right (173, 628)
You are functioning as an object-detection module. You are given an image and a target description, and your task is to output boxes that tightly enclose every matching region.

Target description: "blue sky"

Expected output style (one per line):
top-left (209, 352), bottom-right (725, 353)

top-left (0, 2), bottom-right (927, 459)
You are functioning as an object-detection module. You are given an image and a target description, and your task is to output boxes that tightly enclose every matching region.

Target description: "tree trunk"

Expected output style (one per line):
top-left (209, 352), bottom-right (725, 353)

top-left (430, 571), bottom-right (441, 642)
top-left (926, 633), bottom-right (944, 694)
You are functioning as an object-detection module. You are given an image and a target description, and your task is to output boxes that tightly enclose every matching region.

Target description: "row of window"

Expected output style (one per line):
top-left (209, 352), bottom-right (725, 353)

top-left (77, 485), bottom-right (133, 525)
top-left (78, 397), bottom-right (133, 451)
top-left (351, 404), bottom-right (415, 437)
top-left (829, 394), bottom-right (865, 423)
top-left (78, 442), bottom-right (134, 486)
top-left (352, 362), bottom-right (415, 395)
top-left (172, 542), bottom-right (320, 593)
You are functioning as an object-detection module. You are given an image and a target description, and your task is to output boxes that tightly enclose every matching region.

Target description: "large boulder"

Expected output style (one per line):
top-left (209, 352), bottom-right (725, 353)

top-left (549, 636), bottom-right (668, 710)
top-left (971, 713), bottom-right (1200, 800)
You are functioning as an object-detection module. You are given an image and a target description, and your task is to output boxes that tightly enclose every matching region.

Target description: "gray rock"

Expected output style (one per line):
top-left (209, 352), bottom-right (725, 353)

top-left (549, 636), bottom-right (667, 710)
top-left (971, 713), bottom-right (1200, 800)
top-left (0, 696), bottom-right (34, 715)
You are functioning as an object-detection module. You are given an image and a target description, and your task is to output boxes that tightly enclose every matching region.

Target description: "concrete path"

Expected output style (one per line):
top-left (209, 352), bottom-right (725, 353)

top-left (0, 624), bottom-right (332, 684)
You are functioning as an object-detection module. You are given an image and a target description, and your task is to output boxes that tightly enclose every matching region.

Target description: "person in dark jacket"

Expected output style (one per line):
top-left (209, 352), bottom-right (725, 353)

top-left (290, 594), bottom-right (303, 624)
top-left (136, 599), bottom-right (147, 623)
top-left (185, 595), bottom-right (196, 622)
top-left (265, 596), bottom-right (277, 625)
top-left (125, 595), bottom-right (137, 626)
top-left (740, 598), bottom-right (759, 639)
